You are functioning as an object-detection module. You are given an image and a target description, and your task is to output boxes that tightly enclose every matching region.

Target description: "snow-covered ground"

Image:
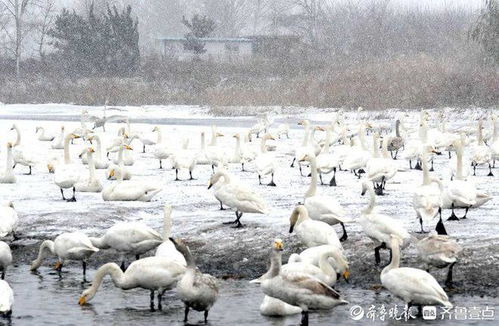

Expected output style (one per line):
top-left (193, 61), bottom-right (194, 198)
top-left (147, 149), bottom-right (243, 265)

top-left (0, 104), bottom-right (498, 324)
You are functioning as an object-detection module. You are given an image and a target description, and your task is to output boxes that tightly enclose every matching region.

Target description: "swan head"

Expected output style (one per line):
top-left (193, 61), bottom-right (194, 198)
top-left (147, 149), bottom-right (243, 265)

top-left (232, 133), bottom-right (240, 139)
top-left (6, 142), bottom-right (12, 149)
top-left (9, 124), bottom-right (16, 131)
top-left (124, 144), bottom-right (133, 151)
top-left (314, 126), bottom-right (325, 131)
top-left (35, 126), bottom-right (41, 132)
top-left (152, 126), bottom-right (159, 132)
top-left (5, 201), bottom-right (14, 208)
top-left (216, 132), bottom-right (224, 137)
top-left (298, 152), bottom-right (314, 162)
top-left (289, 205), bottom-right (307, 233)
top-left (262, 133), bottom-right (275, 141)
top-left (208, 171), bottom-right (227, 189)
top-left (108, 169), bottom-right (116, 179)
top-left (361, 180), bottom-right (372, 196)
top-left (273, 239), bottom-right (284, 251)
top-left (79, 288), bottom-right (95, 305)
top-left (70, 133), bottom-right (80, 139)
top-left (298, 119), bottom-right (309, 126)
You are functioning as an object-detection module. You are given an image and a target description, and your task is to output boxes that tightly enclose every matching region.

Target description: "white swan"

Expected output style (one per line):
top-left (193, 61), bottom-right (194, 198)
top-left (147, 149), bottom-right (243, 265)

top-left (490, 114), bottom-right (499, 164)
top-left (172, 138), bottom-right (198, 181)
top-left (366, 133), bottom-right (398, 195)
top-left (342, 123), bottom-right (371, 177)
top-left (277, 123), bottom-right (290, 139)
top-left (30, 232), bottom-right (99, 281)
top-left (255, 133), bottom-right (277, 186)
top-left (289, 205), bottom-right (342, 249)
top-left (0, 143), bottom-right (15, 184)
top-left (0, 280), bottom-right (13, 316)
top-left (10, 124), bottom-right (36, 175)
top-left (386, 119), bottom-right (405, 159)
top-left (152, 126), bottom-right (173, 169)
top-left (259, 295), bottom-right (302, 316)
top-left (51, 126), bottom-right (65, 149)
top-left (299, 153), bottom-right (350, 241)
top-left (106, 144), bottom-right (132, 180)
top-left (381, 235), bottom-right (452, 313)
top-left (155, 205), bottom-right (187, 266)
top-left (412, 149), bottom-right (441, 233)
top-left (0, 202), bottom-right (17, 239)
top-left (291, 120), bottom-right (319, 175)
top-left (0, 241), bottom-right (12, 279)
top-left (79, 257), bottom-right (186, 310)
top-left (287, 245), bottom-right (349, 282)
top-left (82, 135), bottom-right (109, 169)
top-left (75, 147), bottom-right (103, 193)
top-left (35, 126), bottom-right (55, 141)
top-left (470, 120), bottom-right (493, 176)
top-left (449, 133), bottom-right (471, 179)
top-left (103, 167), bottom-right (161, 201)
top-left (170, 238), bottom-right (219, 323)
top-left (208, 170), bottom-right (268, 227)
top-left (416, 234), bottom-right (462, 286)
top-left (359, 181), bottom-right (410, 265)
top-left (137, 127), bottom-right (160, 153)
top-left (54, 133), bottom-right (82, 201)
top-left (259, 239), bottom-right (348, 324)
top-left (239, 131), bottom-right (258, 171)
top-left (316, 125), bottom-right (340, 186)
top-left (204, 126), bottom-right (226, 170)
top-left (90, 219), bottom-right (164, 269)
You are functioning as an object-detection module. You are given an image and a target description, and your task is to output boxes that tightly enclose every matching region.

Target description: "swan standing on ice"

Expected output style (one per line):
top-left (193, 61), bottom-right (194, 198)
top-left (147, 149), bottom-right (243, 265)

top-left (381, 235), bottom-right (452, 315)
top-left (75, 147), bottom-right (103, 193)
top-left (0, 202), bottom-right (18, 239)
top-left (155, 205), bottom-right (187, 266)
top-left (0, 143), bottom-right (15, 184)
top-left (78, 257), bottom-right (186, 310)
top-left (208, 170), bottom-right (268, 227)
top-left (54, 133), bottom-right (82, 201)
top-left (10, 124), bottom-right (37, 175)
top-left (152, 126), bottom-right (173, 169)
top-left (0, 241), bottom-right (12, 279)
top-left (35, 126), bottom-right (55, 141)
top-left (170, 238), bottom-right (219, 323)
top-left (0, 280), bottom-right (13, 317)
top-left (387, 119), bottom-right (405, 159)
top-left (51, 126), bottom-right (65, 149)
top-left (255, 133), bottom-right (278, 186)
top-left (315, 125), bottom-right (340, 186)
top-left (289, 205), bottom-right (342, 249)
top-left (366, 133), bottom-right (398, 195)
top-left (259, 239), bottom-right (348, 325)
top-left (470, 120), bottom-right (493, 176)
top-left (299, 153), bottom-right (350, 241)
top-left (30, 232), bottom-right (99, 281)
top-left (359, 181), bottom-right (410, 265)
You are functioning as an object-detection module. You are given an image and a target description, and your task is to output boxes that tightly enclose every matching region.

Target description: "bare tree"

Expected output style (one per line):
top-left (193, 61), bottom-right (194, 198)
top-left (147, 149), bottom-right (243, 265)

top-left (33, 0), bottom-right (54, 60)
top-left (203, 0), bottom-right (251, 37)
top-left (0, 0), bottom-right (39, 77)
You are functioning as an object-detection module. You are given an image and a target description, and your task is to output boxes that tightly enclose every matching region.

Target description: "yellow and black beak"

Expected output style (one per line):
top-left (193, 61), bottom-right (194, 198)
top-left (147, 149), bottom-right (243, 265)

top-left (343, 270), bottom-right (350, 283)
top-left (207, 181), bottom-right (213, 189)
top-left (274, 240), bottom-right (284, 251)
top-left (78, 296), bottom-right (86, 305)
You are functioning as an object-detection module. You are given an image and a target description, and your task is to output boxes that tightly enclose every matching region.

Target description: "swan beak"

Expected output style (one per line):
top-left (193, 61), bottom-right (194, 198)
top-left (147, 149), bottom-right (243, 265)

top-left (125, 145), bottom-right (133, 150)
top-left (273, 239), bottom-right (284, 251)
top-left (343, 270), bottom-right (350, 282)
top-left (109, 170), bottom-right (115, 178)
top-left (78, 297), bottom-right (86, 305)
top-left (89, 148), bottom-right (95, 153)
top-left (289, 225), bottom-right (294, 233)
top-left (217, 132), bottom-right (224, 137)
top-left (207, 182), bottom-right (213, 189)
top-left (315, 126), bottom-right (325, 131)
top-left (54, 261), bottom-right (62, 270)
top-left (47, 164), bottom-right (54, 173)
top-left (361, 189), bottom-right (366, 196)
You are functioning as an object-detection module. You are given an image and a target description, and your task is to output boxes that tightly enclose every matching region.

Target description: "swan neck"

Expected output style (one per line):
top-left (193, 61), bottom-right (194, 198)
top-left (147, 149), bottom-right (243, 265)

top-left (363, 186), bottom-right (376, 214)
top-left (305, 157), bottom-right (318, 198)
top-left (301, 124), bottom-right (310, 146)
top-left (322, 129), bottom-right (332, 153)
top-left (6, 146), bottom-right (13, 173)
top-left (156, 129), bottom-right (162, 144)
top-left (419, 121), bottom-right (428, 142)
top-left (13, 125), bottom-right (21, 146)
top-left (395, 120), bottom-right (400, 137)
top-left (382, 240), bottom-right (400, 275)
top-left (422, 154), bottom-right (430, 185)
top-left (269, 249), bottom-right (282, 277)
top-left (477, 123), bottom-right (484, 145)
top-left (210, 127), bottom-right (217, 146)
top-left (456, 145), bottom-right (464, 180)
top-left (319, 253), bottom-right (335, 276)
top-left (88, 152), bottom-right (96, 180)
top-left (163, 209), bottom-right (172, 239)
top-left (88, 263), bottom-right (125, 299)
top-left (372, 137), bottom-right (380, 157)
top-left (359, 125), bottom-right (367, 150)
top-left (260, 137), bottom-right (268, 153)
top-left (94, 136), bottom-right (102, 157)
top-left (32, 240), bottom-right (55, 269)
top-left (64, 135), bottom-right (72, 164)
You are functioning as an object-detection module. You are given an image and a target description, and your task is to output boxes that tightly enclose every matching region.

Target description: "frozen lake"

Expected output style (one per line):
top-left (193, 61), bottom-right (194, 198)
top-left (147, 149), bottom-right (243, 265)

top-left (0, 104), bottom-right (498, 325)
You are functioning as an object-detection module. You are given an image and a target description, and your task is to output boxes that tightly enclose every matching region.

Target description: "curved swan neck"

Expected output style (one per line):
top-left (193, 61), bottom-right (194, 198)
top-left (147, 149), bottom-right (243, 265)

top-left (419, 120), bottom-right (428, 142)
top-left (13, 125), bottom-right (21, 146)
top-left (395, 120), bottom-right (401, 137)
top-left (318, 252), bottom-right (335, 276)
top-left (177, 245), bottom-right (196, 268)
top-left (5, 146), bottom-right (13, 173)
top-left (301, 123), bottom-right (310, 146)
top-left (456, 143), bottom-right (464, 180)
top-left (88, 151), bottom-right (96, 180)
top-left (93, 136), bottom-right (102, 157)
top-left (88, 263), bottom-right (125, 299)
top-left (260, 137), bottom-right (268, 153)
top-left (322, 128), bottom-right (332, 153)
top-left (32, 240), bottom-right (55, 269)
top-left (362, 185), bottom-right (376, 214)
top-left (422, 153), bottom-right (430, 185)
top-left (163, 206), bottom-right (172, 239)
top-left (382, 239), bottom-right (400, 276)
top-left (63, 134), bottom-right (73, 164)
top-left (305, 156), bottom-right (318, 198)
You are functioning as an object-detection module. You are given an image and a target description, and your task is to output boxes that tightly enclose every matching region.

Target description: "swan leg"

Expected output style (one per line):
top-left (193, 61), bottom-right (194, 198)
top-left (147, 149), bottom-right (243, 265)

top-left (416, 217), bottom-right (428, 233)
top-left (435, 210), bottom-right (448, 235)
top-left (232, 211), bottom-right (244, 228)
top-left (299, 164), bottom-right (304, 176)
top-left (241, 163), bottom-right (245, 171)
top-left (447, 204), bottom-right (459, 221)
top-left (429, 159), bottom-right (434, 172)
top-left (300, 310), bottom-right (309, 326)
top-left (448, 151), bottom-right (452, 159)
top-left (189, 171), bottom-right (195, 180)
top-left (184, 304), bottom-right (190, 322)
top-left (66, 187), bottom-right (77, 202)
top-left (488, 163), bottom-right (494, 176)
top-left (329, 168), bottom-right (337, 186)
top-left (1, 270), bottom-right (4, 279)
top-left (157, 291), bottom-right (164, 311)
top-left (174, 169), bottom-right (180, 181)
top-left (223, 211), bottom-right (240, 225)
top-left (339, 222), bottom-right (348, 242)
top-left (150, 290), bottom-right (155, 312)
top-left (55, 261), bottom-right (63, 278)
top-left (461, 207), bottom-right (469, 219)
top-left (290, 158), bottom-right (295, 168)
top-left (159, 160), bottom-right (162, 169)
top-left (142, 144), bottom-right (146, 153)
top-left (319, 173), bottom-right (324, 185)
top-left (445, 262), bottom-right (456, 287)
top-left (204, 310), bottom-right (209, 323)
top-left (409, 160), bottom-right (412, 169)
top-left (267, 174), bottom-right (276, 187)
top-left (135, 254), bottom-right (140, 260)
top-left (219, 201), bottom-right (225, 210)
top-left (374, 243), bottom-right (386, 265)
top-left (27, 166), bottom-right (32, 175)
top-left (120, 261), bottom-right (127, 272)
top-left (415, 160), bottom-right (422, 170)
top-left (472, 163), bottom-right (477, 176)
top-left (211, 165), bottom-right (215, 174)
top-left (258, 175), bottom-right (262, 185)
top-left (82, 261), bottom-right (87, 282)
top-left (60, 188), bottom-right (67, 200)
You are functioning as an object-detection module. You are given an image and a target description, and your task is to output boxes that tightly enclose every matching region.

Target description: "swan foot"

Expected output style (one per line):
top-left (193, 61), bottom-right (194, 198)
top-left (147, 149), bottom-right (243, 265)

top-left (189, 171), bottom-right (195, 180)
top-left (150, 290), bottom-right (156, 312)
top-left (415, 218), bottom-right (428, 233)
top-left (204, 310), bottom-right (209, 323)
top-left (447, 213), bottom-right (459, 221)
top-left (66, 197), bottom-right (77, 202)
top-left (374, 243), bottom-right (387, 265)
top-left (300, 310), bottom-right (309, 326)
top-left (120, 261), bottom-right (127, 272)
top-left (339, 223), bottom-right (348, 242)
top-left (219, 202), bottom-right (225, 210)
top-left (487, 164), bottom-right (494, 176)
top-left (1, 271), bottom-right (5, 280)
top-left (184, 305), bottom-right (190, 322)
top-left (267, 181), bottom-right (276, 187)
top-left (290, 158), bottom-right (295, 168)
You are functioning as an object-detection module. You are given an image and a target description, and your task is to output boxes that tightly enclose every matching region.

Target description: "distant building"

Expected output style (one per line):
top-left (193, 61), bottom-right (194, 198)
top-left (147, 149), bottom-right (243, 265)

top-left (156, 35), bottom-right (301, 62)
top-left (157, 37), bottom-right (254, 62)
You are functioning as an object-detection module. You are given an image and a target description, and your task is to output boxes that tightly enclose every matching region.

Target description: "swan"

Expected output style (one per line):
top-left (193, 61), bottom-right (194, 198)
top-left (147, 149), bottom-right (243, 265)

top-left (30, 232), bottom-right (99, 281)
top-left (240, 131), bottom-right (258, 171)
top-left (490, 114), bottom-right (499, 165)
top-left (255, 133), bottom-right (277, 186)
top-left (402, 116), bottom-right (434, 170)
top-left (277, 123), bottom-right (290, 139)
top-left (137, 127), bottom-right (159, 153)
top-left (75, 147), bottom-right (103, 193)
top-left (111, 132), bottom-right (135, 166)
top-left (299, 153), bottom-right (350, 241)
top-left (0, 202), bottom-right (18, 239)
top-left (381, 235), bottom-right (452, 315)
top-left (204, 126), bottom-right (226, 171)
top-left (0, 241), bottom-right (12, 279)
top-left (46, 154), bottom-right (60, 174)
top-left (366, 133), bottom-right (398, 195)
top-left (449, 133), bottom-right (471, 179)
top-left (78, 257), bottom-right (186, 310)
top-left (51, 126), bottom-right (65, 149)
top-left (289, 205), bottom-right (342, 249)
top-left (0, 143), bottom-right (15, 184)
top-left (416, 234), bottom-right (462, 286)
top-left (291, 120), bottom-right (320, 175)
top-left (287, 245), bottom-right (349, 282)
top-left (106, 144), bottom-right (132, 180)
top-left (259, 239), bottom-right (348, 325)
top-left (155, 205), bottom-right (187, 266)
top-left (342, 123), bottom-right (371, 178)
top-left (412, 149), bottom-right (441, 233)
top-left (86, 102), bottom-right (128, 132)
top-left (54, 133), bottom-right (82, 201)
top-left (152, 126), bottom-right (173, 169)
top-left (0, 280), bottom-right (13, 317)
top-left (90, 219), bottom-right (164, 270)
top-left (470, 120), bottom-right (493, 176)
top-left (259, 295), bottom-right (302, 316)
top-left (103, 167), bottom-right (161, 201)
top-left (170, 238), bottom-right (219, 323)
top-left (82, 135), bottom-right (109, 169)
top-left (359, 181), bottom-right (410, 265)
top-left (316, 125), bottom-right (340, 186)
top-left (172, 138), bottom-right (198, 181)
top-left (229, 133), bottom-right (243, 166)
top-left (10, 124), bottom-right (37, 175)
top-left (249, 114), bottom-right (270, 138)
top-left (208, 170), bottom-right (268, 227)
top-left (387, 119), bottom-right (405, 159)
top-left (35, 126), bottom-right (55, 141)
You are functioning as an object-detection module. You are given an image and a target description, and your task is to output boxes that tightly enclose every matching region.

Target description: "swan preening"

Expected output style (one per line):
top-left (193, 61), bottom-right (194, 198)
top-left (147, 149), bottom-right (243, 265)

top-left (0, 280), bottom-right (13, 316)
